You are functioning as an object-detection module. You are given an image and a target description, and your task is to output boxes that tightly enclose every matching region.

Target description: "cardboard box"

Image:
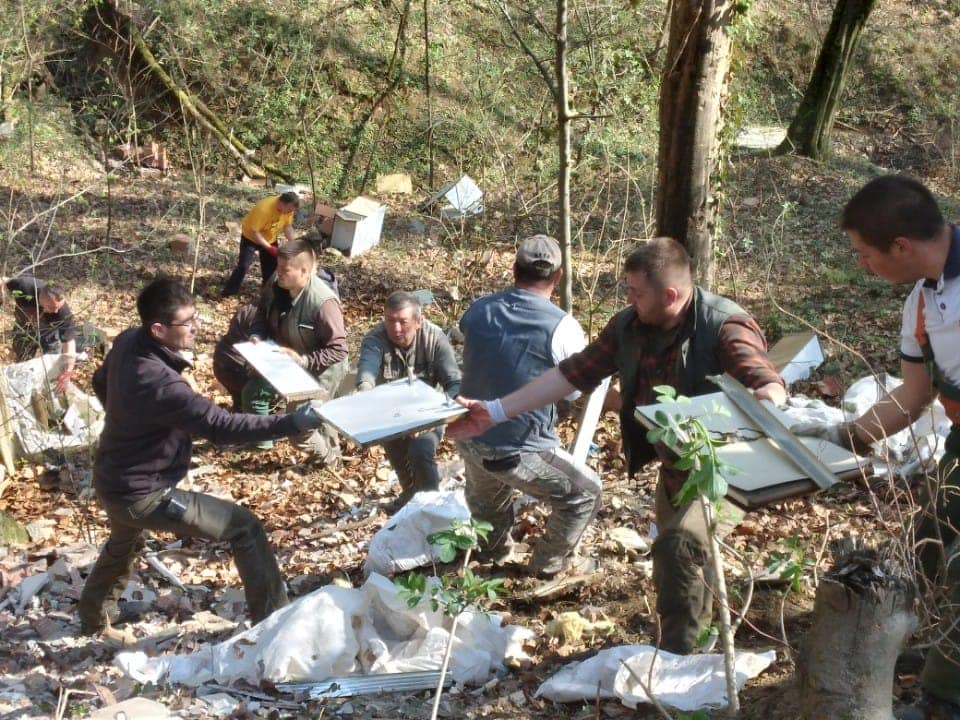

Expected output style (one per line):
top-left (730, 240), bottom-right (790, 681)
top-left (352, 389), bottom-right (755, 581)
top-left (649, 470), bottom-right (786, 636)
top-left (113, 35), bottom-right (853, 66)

top-left (331, 197), bottom-right (386, 257)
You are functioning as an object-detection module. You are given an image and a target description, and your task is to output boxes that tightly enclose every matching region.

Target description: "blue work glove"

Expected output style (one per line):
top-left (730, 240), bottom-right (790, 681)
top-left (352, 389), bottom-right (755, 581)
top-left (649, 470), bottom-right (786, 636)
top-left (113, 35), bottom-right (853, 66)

top-left (291, 402), bottom-right (323, 432)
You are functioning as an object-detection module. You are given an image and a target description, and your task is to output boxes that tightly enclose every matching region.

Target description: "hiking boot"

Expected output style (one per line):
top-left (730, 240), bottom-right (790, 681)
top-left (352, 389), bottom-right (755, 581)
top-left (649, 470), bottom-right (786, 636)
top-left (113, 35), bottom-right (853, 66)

top-left (896, 692), bottom-right (960, 720)
top-left (80, 600), bottom-right (150, 636)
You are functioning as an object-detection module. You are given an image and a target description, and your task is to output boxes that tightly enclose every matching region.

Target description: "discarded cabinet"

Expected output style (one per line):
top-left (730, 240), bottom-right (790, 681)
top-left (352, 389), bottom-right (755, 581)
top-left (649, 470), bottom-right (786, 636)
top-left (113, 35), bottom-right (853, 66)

top-left (331, 197), bottom-right (386, 257)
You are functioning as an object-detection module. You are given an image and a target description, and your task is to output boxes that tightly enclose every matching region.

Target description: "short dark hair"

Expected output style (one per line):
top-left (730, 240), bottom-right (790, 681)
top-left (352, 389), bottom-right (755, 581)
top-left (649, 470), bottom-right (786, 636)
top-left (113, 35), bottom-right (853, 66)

top-left (40, 284), bottom-right (67, 302)
top-left (623, 237), bottom-right (692, 290)
top-left (841, 174), bottom-right (944, 251)
top-left (278, 191), bottom-right (301, 208)
top-left (514, 262), bottom-right (558, 284)
top-left (385, 290), bottom-right (422, 318)
top-left (278, 237), bottom-right (316, 265)
top-left (137, 277), bottom-right (194, 327)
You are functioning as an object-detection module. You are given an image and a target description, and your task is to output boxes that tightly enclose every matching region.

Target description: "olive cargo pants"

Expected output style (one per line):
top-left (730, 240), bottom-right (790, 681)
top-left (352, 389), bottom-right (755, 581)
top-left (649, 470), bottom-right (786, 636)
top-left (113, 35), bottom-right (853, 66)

top-left (79, 486), bottom-right (287, 633)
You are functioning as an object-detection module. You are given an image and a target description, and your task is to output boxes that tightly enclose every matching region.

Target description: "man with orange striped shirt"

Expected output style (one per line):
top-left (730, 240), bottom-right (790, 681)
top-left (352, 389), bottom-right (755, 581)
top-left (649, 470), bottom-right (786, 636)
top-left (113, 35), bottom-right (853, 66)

top-left (797, 175), bottom-right (959, 720)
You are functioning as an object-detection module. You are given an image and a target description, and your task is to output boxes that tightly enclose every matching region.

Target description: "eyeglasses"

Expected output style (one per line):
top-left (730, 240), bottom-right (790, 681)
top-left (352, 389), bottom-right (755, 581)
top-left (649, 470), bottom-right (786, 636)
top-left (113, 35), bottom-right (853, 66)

top-left (164, 313), bottom-right (201, 328)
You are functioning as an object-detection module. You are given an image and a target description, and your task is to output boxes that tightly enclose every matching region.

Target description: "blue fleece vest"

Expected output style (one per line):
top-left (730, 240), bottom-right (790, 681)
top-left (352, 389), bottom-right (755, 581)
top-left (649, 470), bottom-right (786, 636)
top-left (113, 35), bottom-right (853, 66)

top-left (460, 287), bottom-right (566, 453)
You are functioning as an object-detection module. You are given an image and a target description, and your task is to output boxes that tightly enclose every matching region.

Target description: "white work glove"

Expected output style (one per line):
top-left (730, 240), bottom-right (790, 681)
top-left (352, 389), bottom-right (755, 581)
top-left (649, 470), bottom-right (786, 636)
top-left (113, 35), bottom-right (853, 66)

top-left (790, 420), bottom-right (873, 455)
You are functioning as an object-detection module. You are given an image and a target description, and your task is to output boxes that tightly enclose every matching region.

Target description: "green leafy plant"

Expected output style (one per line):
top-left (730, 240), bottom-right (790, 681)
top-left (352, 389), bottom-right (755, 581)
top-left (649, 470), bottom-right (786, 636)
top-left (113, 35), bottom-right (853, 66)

top-left (394, 519), bottom-right (505, 616)
top-left (645, 385), bottom-right (742, 505)
top-left (766, 535), bottom-right (814, 593)
top-left (392, 518), bottom-right (505, 720)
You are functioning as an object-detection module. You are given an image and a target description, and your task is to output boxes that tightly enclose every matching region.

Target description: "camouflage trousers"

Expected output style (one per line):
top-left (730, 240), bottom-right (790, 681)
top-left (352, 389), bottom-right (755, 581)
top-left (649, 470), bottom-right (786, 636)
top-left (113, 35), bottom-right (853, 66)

top-left (458, 440), bottom-right (601, 574)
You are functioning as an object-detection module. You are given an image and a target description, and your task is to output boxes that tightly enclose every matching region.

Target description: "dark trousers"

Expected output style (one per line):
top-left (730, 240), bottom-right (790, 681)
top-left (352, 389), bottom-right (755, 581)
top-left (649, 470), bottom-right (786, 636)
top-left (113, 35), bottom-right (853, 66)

top-left (383, 428), bottom-right (443, 504)
top-left (12, 325), bottom-right (60, 361)
top-left (78, 486), bottom-right (288, 632)
top-left (651, 470), bottom-right (742, 654)
top-left (221, 235), bottom-right (277, 296)
top-left (914, 428), bottom-right (960, 704)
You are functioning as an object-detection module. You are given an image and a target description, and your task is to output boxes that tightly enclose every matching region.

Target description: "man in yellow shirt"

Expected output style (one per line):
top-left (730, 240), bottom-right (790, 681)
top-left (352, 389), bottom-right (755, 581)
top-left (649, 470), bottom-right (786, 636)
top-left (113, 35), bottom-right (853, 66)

top-left (221, 192), bottom-right (299, 297)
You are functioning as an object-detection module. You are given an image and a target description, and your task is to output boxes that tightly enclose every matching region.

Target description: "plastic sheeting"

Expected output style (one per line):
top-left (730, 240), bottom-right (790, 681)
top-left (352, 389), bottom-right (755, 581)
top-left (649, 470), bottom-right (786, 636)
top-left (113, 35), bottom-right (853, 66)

top-left (115, 573), bottom-right (533, 688)
top-left (364, 490), bottom-right (472, 577)
top-left (535, 645), bottom-right (776, 711)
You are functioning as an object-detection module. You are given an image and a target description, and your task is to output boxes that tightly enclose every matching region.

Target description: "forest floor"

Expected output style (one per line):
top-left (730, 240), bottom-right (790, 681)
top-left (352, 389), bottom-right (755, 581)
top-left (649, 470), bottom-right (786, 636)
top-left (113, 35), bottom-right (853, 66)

top-left (0, 120), bottom-right (952, 719)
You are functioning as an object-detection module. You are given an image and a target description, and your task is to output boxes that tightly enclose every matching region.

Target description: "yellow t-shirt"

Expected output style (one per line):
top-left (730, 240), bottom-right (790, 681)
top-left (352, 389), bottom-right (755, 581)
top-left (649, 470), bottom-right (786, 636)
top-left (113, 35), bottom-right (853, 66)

top-left (241, 196), bottom-right (293, 244)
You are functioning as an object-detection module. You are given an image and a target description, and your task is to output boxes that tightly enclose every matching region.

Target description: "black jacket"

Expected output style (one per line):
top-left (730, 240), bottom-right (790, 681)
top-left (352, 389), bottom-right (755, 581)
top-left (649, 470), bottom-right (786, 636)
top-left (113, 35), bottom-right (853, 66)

top-left (93, 327), bottom-right (299, 502)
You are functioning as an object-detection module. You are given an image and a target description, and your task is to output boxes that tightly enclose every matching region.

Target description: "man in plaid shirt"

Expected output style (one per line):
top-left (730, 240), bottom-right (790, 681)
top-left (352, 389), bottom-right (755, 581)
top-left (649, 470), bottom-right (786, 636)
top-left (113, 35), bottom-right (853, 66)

top-left (451, 237), bottom-right (785, 653)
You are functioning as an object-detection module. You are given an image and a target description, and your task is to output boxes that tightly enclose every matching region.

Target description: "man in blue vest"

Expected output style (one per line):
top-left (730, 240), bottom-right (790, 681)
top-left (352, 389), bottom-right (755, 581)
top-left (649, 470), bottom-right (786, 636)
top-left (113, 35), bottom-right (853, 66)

top-left (794, 175), bottom-right (959, 720)
top-left (451, 237), bottom-right (785, 653)
top-left (457, 235), bottom-right (600, 577)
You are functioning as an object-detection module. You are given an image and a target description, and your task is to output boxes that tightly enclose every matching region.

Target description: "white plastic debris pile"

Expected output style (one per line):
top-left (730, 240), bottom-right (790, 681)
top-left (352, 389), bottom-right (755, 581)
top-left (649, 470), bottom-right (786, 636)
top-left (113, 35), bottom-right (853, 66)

top-left (536, 644), bottom-right (776, 711)
top-left (1, 354), bottom-right (104, 458)
top-left (782, 373), bottom-right (951, 477)
top-left (115, 572), bottom-right (533, 688)
top-left (364, 490), bottom-right (472, 577)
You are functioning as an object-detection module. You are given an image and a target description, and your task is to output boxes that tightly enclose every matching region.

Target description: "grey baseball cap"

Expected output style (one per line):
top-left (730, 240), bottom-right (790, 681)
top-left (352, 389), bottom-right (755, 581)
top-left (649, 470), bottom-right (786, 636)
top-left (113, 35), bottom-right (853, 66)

top-left (516, 234), bottom-right (561, 274)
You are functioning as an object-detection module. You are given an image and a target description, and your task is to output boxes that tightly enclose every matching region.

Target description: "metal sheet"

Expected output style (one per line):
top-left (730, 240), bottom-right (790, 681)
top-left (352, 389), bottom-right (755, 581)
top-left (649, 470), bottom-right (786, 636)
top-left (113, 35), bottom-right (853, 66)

top-left (279, 670), bottom-right (449, 698)
top-left (234, 341), bottom-right (322, 401)
top-left (707, 373), bottom-right (838, 490)
top-left (317, 378), bottom-right (467, 446)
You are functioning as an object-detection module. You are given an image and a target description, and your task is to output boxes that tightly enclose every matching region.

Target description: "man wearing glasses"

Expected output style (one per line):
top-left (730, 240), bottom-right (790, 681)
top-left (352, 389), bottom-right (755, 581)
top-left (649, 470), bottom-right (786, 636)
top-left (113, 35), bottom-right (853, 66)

top-left (78, 278), bottom-right (323, 642)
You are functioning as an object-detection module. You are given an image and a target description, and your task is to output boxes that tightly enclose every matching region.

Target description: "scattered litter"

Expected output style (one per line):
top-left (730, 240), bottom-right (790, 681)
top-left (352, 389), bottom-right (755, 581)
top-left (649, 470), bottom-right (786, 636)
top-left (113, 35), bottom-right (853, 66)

top-left (1, 355), bottom-right (104, 460)
top-left (734, 125), bottom-right (786, 151)
top-left (544, 611), bottom-right (615, 646)
top-left (424, 175), bottom-right (483, 219)
top-left (197, 691), bottom-right (241, 714)
top-left (607, 526), bottom-right (650, 554)
top-left (15, 571), bottom-right (50, 614)
top-left (88, 697), bottom-right (173, 719)
top-left (536, 644), bottom-right (775, 711)
top-left (783, 373), bottom-right (951, 477)
top-left (281, 669), bottom-right (449, 699)
top-left (364, 490), bottom-right (472, 577)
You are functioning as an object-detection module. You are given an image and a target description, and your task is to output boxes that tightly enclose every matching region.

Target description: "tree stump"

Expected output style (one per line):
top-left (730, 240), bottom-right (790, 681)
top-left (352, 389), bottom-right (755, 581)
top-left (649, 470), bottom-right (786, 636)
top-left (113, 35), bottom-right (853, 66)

top-left (797, 548), bottom-right (916, 720)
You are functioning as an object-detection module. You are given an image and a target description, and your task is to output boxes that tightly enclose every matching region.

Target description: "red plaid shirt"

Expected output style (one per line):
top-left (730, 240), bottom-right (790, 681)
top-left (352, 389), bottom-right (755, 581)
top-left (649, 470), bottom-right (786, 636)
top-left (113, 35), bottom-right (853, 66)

top-left (559, 309), bottom-right (781, 406)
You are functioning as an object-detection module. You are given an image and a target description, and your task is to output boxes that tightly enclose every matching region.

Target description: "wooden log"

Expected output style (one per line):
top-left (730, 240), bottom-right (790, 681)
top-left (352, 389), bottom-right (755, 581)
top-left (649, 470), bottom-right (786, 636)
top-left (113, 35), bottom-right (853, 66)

top-left (796, 548), bottom-right (916, 720)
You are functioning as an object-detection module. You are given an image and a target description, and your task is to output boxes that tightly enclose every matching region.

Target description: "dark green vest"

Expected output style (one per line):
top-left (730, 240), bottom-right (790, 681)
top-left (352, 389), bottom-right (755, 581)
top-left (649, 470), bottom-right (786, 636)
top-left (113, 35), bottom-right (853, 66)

top-left (614, 286), bottom-right (747, 476)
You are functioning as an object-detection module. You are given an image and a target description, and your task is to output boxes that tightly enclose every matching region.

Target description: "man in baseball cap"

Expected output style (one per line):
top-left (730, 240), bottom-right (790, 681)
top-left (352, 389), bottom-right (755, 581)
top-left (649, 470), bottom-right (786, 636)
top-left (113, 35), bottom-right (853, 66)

top-left (455, 235), bottom-right (599, 577)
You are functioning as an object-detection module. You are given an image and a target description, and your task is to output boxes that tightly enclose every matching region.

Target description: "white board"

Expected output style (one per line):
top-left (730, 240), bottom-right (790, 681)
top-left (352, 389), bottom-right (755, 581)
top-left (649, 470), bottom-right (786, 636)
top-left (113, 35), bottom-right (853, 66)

top-left (234, 341), bottom-right (322, 401)
top-left (317, 378), bottom-right (468, 447)
top-left (569, 377), bottom-right (611, 465)
top-left (635, 391), bottom-right (863, 508)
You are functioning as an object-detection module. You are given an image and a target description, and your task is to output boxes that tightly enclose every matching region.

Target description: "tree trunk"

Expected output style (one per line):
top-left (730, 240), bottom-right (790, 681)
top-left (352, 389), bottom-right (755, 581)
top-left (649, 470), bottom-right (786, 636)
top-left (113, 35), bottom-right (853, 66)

top-left (655, 1), bottom-right (736, 288)
top-left (779, 0), bottom-right (876, 160)
top-left (555, 0), bottom-right (573, 313)
top-left (797, 549), bottom-right (916, 720)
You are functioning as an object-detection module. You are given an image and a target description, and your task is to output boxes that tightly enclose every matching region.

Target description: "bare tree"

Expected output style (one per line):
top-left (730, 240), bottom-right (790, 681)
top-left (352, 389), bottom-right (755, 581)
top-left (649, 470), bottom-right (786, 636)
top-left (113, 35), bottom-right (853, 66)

top-left (498, 0), bottom-right (589, 312)
top-left (655, 0), bottom-right (739, 288)
top-left (778, 0), bottom-right (876, 160)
